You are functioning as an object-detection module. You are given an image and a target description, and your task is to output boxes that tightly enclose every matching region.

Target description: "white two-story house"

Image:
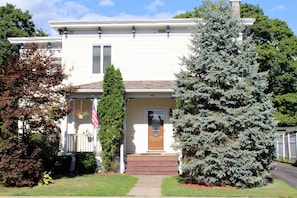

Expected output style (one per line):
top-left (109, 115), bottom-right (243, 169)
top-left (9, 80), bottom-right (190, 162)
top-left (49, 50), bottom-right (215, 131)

top-left (9, 0), bottom-right (254, 174)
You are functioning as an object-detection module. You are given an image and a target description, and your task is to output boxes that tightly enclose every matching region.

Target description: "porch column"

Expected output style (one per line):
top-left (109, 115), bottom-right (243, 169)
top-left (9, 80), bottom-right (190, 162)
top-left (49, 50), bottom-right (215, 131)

top-left (120, 144), bottom-right (125, 174)
top-left (60, 99), bottom-right (75, 155)
top-left (61, 115), bottom-right (68, 155)
top-left (121, 98), bottom-right (129, 173)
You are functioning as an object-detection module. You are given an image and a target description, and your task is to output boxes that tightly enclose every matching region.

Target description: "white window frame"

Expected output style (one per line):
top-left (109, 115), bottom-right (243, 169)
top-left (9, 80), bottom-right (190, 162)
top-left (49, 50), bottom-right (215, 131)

top-left (91, 44), bottom-right (112, 74)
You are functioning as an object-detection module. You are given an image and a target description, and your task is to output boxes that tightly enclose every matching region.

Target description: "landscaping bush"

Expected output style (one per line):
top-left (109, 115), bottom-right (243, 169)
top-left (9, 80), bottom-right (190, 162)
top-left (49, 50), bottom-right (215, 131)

top-left (0, 138), bottom-right (43, 187)
top-left (29, 132), bottom-right (60, 171)
top-left (75, 152), bottom-right (97, 174)
top-left (51, 155), bottom-right (72, 176)
top-left (98, 65), bottom-right (125, 172)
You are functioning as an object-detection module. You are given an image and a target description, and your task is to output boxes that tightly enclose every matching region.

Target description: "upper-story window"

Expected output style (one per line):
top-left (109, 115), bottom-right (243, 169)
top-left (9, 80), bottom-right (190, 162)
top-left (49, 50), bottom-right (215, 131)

top-left (92, 45), bottom-right (111, 74)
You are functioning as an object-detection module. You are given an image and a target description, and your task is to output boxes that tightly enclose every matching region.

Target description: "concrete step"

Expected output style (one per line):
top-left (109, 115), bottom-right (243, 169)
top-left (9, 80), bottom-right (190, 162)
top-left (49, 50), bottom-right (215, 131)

top-left (127, 161), bottom-right (176, 166)
top-left (125, 153), bottom-right (179, 175)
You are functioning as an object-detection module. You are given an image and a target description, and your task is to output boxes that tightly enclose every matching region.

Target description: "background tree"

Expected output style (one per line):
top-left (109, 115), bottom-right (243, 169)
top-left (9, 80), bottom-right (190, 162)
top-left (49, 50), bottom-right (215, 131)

top-left (0, 3), bottom-right (48, 133)
top-left (98, 65), bottom-right (125, 172)
top-left (172, 0), bottom-right (276, 188)
top-left (175, 3), bottom-right (297, 126)
top-left (241, 3), bottom-right (297, 126)
top-left (0, 4), bottom-right (47, 66)
top-left (0, 43), bottom-right (76, 186)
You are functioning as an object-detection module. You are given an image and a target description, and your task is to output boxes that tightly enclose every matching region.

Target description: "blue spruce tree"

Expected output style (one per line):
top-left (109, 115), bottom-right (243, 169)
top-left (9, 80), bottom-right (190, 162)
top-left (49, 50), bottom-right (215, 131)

top-left (172, 0), bottom-right (276, 188)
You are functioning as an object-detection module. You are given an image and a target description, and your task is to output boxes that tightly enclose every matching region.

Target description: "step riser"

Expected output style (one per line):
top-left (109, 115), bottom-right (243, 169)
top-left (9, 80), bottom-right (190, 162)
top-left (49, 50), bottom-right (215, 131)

top-left (128, 172), bottom-right (178, 175)
top-left (127, 161), bottom-right (176, 166)
top-left (126, 154), bottom-right (179, 175)
top-left (126, 167), bottom-right (177, 172)
top-left (127, 156), bottom-right (177, 161)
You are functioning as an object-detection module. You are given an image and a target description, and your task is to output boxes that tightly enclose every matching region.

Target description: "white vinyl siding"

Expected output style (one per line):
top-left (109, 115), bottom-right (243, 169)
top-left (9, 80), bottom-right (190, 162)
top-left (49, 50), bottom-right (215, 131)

top-left (126, 98), bottom-right (176, 154)
top-left (62, 33), bottom-right (190, 85)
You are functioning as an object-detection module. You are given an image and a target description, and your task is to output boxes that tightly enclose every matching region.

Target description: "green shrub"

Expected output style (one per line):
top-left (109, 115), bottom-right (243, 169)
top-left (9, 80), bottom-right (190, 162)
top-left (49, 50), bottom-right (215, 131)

top-left (75, 152), bottom-right (97, 174)
top-left (98, 65), bottom-right (125, 172)
top-left (29, 131), bottom-right (60, 171)
top-left (38, 171), bottom-right (54, 185)
top-left (51, 155), bottom-right (72, 176)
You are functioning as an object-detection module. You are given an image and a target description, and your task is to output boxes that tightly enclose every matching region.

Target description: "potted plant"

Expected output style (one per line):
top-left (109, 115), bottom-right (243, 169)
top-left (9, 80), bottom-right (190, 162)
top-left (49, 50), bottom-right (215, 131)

top-left (75, 109), bottom-right (89, 119)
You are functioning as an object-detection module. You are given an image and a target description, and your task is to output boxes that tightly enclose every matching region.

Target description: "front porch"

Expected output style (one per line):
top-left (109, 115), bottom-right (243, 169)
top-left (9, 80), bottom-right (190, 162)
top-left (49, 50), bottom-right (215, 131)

top-left (59, 80), bottom-right (178, 174)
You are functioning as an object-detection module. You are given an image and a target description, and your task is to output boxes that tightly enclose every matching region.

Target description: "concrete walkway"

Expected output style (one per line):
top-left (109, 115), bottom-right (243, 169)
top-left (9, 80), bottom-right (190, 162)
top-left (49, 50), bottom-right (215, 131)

top-left (128, 175), bottom-right (167, 197)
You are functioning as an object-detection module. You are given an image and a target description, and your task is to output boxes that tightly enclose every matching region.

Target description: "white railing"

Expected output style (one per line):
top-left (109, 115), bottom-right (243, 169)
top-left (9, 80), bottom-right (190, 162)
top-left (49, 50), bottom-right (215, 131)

top-left (67, 134), bottom-right (101, 153)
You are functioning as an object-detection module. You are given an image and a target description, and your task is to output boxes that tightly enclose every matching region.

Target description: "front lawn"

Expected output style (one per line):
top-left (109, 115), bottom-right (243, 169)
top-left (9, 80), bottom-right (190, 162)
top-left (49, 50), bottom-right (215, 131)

top-left (0, 174), bottom-right (137, 196)
top-left (162, 176), bottom-right (297, 197)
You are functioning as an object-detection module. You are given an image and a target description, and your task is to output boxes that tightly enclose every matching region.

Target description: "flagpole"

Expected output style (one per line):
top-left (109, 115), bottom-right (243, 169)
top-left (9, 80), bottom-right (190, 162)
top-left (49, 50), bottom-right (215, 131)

top-left (92, 98), bottom-right (98, 155)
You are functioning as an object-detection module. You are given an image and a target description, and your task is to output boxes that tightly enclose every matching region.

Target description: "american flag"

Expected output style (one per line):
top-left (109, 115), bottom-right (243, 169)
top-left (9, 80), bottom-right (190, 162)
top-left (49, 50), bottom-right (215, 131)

top-left (92, 98), bottom-right (100, 128)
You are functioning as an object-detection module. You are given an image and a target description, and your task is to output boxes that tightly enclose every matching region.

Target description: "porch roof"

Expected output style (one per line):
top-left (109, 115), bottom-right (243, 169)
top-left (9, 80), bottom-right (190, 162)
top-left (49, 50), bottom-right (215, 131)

top-left (77, 80), bottom-right (176, 93)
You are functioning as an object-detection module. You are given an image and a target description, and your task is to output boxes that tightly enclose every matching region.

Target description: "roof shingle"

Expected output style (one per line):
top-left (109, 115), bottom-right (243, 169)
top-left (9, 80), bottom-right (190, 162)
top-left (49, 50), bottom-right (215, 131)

top-left (79, 80), bottom-right (176, 90)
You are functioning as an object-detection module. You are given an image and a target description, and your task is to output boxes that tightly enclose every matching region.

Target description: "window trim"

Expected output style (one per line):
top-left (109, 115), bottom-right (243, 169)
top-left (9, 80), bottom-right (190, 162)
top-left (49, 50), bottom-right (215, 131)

top-left (91, 44), bottom-right (112, 75)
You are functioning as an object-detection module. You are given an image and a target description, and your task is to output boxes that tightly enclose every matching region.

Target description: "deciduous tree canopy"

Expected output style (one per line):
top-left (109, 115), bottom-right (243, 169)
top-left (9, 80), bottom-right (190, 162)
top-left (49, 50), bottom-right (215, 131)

top-left (0, 43), bottom-right (76, 186)
top-left (0, 3), bottom-right (47, 66)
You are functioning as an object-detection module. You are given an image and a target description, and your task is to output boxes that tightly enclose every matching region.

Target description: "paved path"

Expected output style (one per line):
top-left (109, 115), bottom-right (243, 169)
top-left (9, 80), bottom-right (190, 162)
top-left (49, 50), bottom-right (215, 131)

top-left (128, 175), bottom-right (167, 197)
top-left (271, 162), bottom-right (297, 189)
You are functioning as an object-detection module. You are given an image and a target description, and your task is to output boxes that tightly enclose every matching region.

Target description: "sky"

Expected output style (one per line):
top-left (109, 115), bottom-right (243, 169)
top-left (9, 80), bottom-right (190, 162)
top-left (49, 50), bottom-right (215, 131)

top-left (0, 0), bottom-right (296, 36)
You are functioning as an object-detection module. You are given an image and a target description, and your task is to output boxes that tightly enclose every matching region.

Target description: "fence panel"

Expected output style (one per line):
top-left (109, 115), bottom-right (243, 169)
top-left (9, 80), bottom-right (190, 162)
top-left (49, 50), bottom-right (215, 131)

top-left (276, 127), bottom-right (297, 163)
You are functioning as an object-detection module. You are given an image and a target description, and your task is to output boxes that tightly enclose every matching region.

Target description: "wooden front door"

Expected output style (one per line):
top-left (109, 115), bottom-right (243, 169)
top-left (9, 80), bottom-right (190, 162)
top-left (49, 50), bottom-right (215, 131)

top-left (148, 109), bottom-right (164, 150)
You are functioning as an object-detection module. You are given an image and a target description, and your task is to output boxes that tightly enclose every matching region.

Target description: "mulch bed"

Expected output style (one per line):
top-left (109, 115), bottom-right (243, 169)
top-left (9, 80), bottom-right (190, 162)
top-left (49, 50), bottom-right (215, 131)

top-left (180, 183), bottom-right (236, 190)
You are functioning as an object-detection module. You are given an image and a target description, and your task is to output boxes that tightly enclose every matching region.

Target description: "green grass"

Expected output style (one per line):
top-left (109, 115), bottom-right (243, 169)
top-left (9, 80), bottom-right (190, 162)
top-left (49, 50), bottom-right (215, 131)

top-left (277, 156), bottom-right (295, 164)
top-left (0, 174), bottom-right (137, 196)
top-left (162, 176), bottom-right (297, 197)
top-left (2, 174), bottom-right (296, 197)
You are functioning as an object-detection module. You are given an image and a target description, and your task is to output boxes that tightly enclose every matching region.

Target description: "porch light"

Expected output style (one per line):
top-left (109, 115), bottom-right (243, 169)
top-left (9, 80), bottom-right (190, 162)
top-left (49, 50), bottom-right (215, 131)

top-left (98, 27), bottom-right (102, 38)
top-left (169, 108), bottom-right (173, 117)
top-left (166, 25), bottom-right (170, 37)
top-left (63, 27), bottom-right (68, 35)
top-left (20, 43), bottom-right (24, 50)
top-left (132, 26), bottom-right (136, 38)
top-left (63, 27), bottom-right (68, 38)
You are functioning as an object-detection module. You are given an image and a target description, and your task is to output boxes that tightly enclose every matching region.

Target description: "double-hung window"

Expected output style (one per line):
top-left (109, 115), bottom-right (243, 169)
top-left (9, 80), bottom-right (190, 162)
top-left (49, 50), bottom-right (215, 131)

top-left (92, 45), bottom-right (111, 74)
